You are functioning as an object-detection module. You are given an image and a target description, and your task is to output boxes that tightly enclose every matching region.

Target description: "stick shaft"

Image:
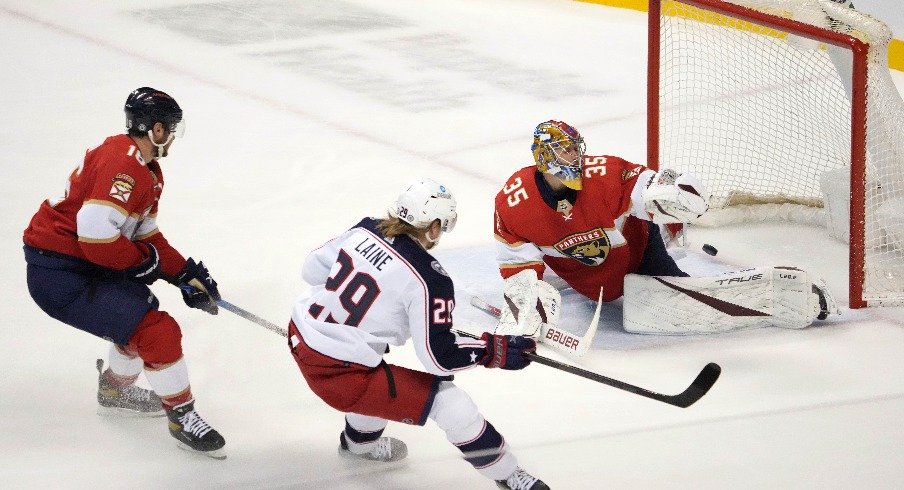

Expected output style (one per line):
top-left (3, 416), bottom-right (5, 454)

top-left (453, 328), bottom-right (719, 408)
top-left (217, 299), bottom-right (288, 336)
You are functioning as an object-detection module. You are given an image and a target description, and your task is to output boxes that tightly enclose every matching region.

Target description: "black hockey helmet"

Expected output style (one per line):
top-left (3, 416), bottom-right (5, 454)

top-left (124, 87), bottom-right (184, 135)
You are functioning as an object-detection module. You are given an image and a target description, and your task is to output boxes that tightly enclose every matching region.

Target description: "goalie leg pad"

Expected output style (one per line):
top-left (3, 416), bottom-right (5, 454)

top-left (623, 267), bottom-right (831, 335)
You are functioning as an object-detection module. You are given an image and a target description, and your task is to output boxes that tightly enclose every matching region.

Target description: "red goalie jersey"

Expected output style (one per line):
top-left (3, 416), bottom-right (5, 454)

top-left (494, 155), bottom-right (658, 301)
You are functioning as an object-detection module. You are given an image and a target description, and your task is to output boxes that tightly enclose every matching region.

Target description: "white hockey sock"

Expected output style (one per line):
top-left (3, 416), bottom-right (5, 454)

top-left (143, 357), bottom-right (190, 398)
top-left (107, 343), bottom-right (143, 383)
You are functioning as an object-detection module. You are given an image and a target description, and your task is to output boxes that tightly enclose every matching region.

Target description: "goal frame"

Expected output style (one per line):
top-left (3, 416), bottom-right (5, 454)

top-left (647, 0), bottom-right (870, 308)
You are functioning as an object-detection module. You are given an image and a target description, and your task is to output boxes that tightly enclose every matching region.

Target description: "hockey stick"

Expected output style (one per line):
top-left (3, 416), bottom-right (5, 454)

top-left (219, 298), bottom-right (719, 407)
top-left (526, 356), bottom-right (720, 408)
top-left (454, 328), bottom-right (720, 408)
top-left (217, 299), bottom-right (288, 336)
top-left (470, 288), bottom-right (603, 358)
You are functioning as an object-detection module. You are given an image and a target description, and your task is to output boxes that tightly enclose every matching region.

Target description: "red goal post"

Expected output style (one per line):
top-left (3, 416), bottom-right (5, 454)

top-left (648, 0), bottom-right (904, 308)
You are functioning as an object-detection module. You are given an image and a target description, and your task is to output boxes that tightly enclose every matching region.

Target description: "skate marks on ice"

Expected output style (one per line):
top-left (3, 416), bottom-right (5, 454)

top-left (131, 1), bottom-right (608, 114)
top-left (435, 243), bottom-right (851, 353)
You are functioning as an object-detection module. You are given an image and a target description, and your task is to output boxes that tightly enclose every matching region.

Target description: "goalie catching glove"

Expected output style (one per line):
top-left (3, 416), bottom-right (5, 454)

top-left (494, 269), bottom-right (561, 339)
top-left (643, 169), bottom-right (710, 224)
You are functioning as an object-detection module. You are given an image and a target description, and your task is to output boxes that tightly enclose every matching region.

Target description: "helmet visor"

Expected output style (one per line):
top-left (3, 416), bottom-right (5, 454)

top-left (168, 118), bottom-right (186, 138)
top-left (442, 212), bottom-right (457, 233)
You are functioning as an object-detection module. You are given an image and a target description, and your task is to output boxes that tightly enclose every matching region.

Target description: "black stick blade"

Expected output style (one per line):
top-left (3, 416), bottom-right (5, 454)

top-left (668, 362), bottom-right (721, 408)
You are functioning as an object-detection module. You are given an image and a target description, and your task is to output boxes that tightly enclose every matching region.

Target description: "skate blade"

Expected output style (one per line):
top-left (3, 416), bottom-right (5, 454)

top-left (338, 447), bottom-right (409, 464)
top-left (97, 405), bottom-right (166, 418)
top-left (177, 442), bottom-right (227, 460)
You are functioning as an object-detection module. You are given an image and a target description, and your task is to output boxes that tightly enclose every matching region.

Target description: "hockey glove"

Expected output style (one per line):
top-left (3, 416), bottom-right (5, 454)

top-left (124, 243), bottom-right (161, 285)
top-left (177, 258), bottom-right (220, 315)
top-left (643, 169), bottom-right (710, 224)
top-left (480, 332), bottom-right (536, 370)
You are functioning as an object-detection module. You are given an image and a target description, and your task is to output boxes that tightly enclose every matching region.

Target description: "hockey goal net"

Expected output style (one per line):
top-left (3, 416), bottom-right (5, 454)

top-left (648, 0), bottom-right (904, 307)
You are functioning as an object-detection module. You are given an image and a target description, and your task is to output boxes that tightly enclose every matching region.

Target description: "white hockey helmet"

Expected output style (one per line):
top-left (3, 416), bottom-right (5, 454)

top-left (389, 179), bottom-right (458, 233)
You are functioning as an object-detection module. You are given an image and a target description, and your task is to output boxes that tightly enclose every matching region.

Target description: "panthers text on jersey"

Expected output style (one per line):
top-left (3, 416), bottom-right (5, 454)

top-left (23, 134), bottom-right (185, 275)
top-left (292, 218), bottom-right (484, 374)
top-left (494, 155), bottom-right (658, 301)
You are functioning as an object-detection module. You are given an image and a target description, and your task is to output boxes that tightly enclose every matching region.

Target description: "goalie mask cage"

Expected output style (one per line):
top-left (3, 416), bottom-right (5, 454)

top-left (648, 0), bottom-right (904, 308)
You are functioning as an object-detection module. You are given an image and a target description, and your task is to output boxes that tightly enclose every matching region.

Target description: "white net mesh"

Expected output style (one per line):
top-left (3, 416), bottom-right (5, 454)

top-left (657, 0), bottom-right (904, 305)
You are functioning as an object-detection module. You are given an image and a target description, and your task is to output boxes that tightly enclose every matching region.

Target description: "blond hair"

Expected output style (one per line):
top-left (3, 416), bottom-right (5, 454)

top-left (376, 213), bottom-right (429, 240)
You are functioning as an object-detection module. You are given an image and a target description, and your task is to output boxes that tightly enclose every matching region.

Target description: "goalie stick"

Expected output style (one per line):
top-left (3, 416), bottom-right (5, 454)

top-left (219, 298), bottom-right (720, 408)
top-left (454, 328), bottom-right (720, 408)
top-left (470, 289), bottom-right (602, 359)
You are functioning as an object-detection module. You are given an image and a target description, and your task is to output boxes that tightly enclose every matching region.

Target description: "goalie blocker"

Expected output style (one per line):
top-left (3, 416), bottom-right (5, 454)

top-left (495, 270), bottom-right (561, 339)
top-left (623, 267), bottom-right (839, 335)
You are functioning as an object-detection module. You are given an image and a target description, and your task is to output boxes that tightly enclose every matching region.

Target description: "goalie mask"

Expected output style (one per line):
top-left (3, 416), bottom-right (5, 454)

top-left (389, 179), bottom-right (458, 233)
top-left (531, 120), bottom-right (586, 190)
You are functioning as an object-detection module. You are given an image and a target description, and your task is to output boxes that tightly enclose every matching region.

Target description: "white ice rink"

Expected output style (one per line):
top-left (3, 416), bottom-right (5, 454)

top-left (2, 1), bottom-right (903, 488)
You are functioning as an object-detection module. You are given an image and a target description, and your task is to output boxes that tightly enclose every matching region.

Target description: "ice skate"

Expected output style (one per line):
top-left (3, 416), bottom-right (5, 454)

top-left (167, 401), bottom-right (226, 459)
top-left (96, 359), bottom-right (164, 417)
top-left (496, 467), bottom-right (550, 490)
top-left (338, 432), bottom-right (408, 463)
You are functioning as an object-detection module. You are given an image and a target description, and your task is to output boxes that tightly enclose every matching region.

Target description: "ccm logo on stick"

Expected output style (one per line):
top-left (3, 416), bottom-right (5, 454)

top-left (545, 327), bottom-right (580, 350)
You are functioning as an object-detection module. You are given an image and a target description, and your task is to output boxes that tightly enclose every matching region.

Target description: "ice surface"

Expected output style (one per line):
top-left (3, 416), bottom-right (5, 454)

top-left (1, 1), bottom-right (903, 488)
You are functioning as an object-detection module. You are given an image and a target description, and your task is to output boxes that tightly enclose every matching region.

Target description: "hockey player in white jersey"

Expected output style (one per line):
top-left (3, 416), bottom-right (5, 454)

top-left (288, 179), bottom-right (549, 490)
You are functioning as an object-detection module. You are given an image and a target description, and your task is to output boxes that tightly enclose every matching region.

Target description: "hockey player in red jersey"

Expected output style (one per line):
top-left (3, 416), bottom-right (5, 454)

top-left (23, 87), bottom-right (225, 458)
top-left (494, 120), bottom-right (838, 336)
top-left (288, 180), bottom-right (549, 490)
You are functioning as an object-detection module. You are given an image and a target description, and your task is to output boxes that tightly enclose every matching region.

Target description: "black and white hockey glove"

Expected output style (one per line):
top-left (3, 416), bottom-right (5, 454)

top-left (643, 169), bottom-right (710, 224)
top-left (177, 258), bottom-right (220, 315)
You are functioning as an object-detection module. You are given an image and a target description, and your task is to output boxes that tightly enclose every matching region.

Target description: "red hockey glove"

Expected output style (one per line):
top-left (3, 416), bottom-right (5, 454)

top-left (480, 332), bottom-right (536, 370)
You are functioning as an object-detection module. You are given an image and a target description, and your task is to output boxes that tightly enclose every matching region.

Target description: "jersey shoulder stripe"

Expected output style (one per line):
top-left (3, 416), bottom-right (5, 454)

top-left (355, 218), bottom-right (453, 296)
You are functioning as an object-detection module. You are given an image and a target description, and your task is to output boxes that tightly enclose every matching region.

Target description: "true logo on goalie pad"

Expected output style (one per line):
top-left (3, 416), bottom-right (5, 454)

top-left (713, 272), bottom-right (763, 285)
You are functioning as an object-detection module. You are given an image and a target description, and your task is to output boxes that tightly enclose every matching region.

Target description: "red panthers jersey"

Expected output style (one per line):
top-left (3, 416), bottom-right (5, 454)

top-left (24, 134), bottom-right (185, 276)
top-left (494, 155), bottom-right (657, 301)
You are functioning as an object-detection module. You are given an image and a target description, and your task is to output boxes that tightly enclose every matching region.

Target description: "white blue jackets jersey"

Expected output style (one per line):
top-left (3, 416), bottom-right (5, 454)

top-left (292, 218), bottom-right (484, 374)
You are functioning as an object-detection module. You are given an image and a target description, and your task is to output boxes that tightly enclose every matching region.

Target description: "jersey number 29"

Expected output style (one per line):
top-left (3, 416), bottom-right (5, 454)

top-left (323, 250), bottom-right (381, 327)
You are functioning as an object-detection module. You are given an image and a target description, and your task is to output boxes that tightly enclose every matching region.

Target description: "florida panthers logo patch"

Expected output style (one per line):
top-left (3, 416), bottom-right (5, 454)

top-left (109, 173), bottom-right (135, 203)
top-left (554, 228), bottom-right (611, 266)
